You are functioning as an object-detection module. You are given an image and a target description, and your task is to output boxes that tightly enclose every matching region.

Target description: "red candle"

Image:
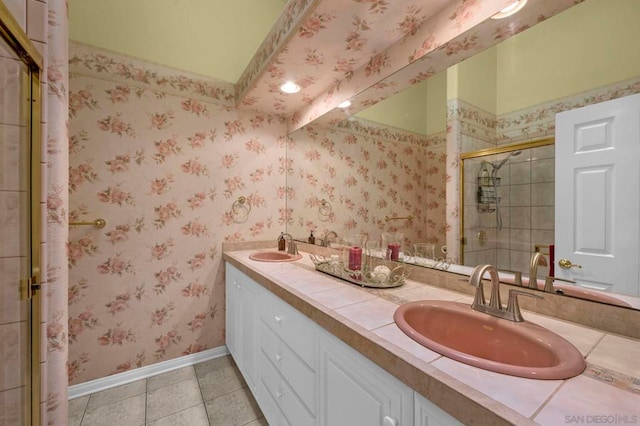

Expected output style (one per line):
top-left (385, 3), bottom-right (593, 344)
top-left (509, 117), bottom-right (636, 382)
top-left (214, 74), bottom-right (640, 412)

top-left (387, 243), bottom-right (400, 261)
top-left (348, 247), bottom-right (362, 270)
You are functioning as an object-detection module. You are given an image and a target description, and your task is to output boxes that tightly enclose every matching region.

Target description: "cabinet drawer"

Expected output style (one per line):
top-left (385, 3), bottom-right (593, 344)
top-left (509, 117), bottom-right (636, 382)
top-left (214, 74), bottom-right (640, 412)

top-left (260, 322), bottom-right (316, 414)
top-left (256, 380), bottom-right (289, 426)
top-left (260, 352), bottom-right (315, 426)
top-left (260, 290), bottom-right (316, 366)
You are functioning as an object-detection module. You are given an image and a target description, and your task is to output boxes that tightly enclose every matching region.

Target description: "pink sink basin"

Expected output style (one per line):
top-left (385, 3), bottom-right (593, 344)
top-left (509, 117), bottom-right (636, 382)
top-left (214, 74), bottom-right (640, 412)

top-left (508, 277), bottom-right (632, 308)
top-left (394, 300), bottom-right (586, 380)
top-left (249, 251), bottom-right (302, 262)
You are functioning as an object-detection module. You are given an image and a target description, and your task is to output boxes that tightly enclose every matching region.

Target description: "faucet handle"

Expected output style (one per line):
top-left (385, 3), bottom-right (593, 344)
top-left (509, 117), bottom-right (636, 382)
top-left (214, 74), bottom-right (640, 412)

top-left (506, 289), bottom-right (543, 322)
top-left (499, 269), bottom-right (523, 287)
top-left (544, 276), bottom-right (576, 293)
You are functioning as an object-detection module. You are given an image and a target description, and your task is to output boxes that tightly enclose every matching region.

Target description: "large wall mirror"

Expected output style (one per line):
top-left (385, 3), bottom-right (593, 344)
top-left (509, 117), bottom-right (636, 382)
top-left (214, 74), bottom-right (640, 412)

top-left (286, 0), bottom-right (640, 309)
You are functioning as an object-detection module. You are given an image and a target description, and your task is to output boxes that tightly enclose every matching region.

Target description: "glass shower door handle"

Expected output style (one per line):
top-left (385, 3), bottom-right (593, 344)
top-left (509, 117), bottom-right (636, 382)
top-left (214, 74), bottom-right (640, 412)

top-left (19, 276), bottom-right (40, 301)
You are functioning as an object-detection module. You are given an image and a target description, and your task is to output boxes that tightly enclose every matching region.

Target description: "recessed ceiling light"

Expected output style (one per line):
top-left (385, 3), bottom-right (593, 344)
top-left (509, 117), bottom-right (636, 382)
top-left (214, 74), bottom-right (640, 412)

top-left (338, 100), bottom-right (351, 109)
top-left (280, 81), bottom-right (301, 94)
top-left (491, 0), bottom-right (528, 19)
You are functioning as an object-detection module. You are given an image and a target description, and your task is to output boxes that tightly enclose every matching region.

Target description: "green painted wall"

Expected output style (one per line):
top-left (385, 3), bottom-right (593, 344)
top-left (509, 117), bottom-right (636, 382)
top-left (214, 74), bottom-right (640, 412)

top-left (496, 0), bottom-right (640, 114)
top-left (69, 0), bottom-right (285, 83)
top-left (355, 70), bottom-right (447, 136)
top-left (355, 80), bottom-right (429, 135)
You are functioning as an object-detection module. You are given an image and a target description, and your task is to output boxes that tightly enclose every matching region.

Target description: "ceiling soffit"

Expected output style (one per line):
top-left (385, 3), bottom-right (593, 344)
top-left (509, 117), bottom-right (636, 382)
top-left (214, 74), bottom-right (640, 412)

top-left (236, 0), bottom-right (584, 131)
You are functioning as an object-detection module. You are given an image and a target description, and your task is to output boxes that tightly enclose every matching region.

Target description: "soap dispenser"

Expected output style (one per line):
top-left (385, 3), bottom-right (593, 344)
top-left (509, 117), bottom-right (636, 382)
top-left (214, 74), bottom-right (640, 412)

top-left (308, 231), bottom-right (315, 245)
top-left (277, 232), bottom-right (285, 251)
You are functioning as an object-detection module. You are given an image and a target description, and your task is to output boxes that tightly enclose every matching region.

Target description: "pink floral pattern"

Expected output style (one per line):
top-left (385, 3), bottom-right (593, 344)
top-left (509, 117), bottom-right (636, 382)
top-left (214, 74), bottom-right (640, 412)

top-left (68, 45), bottom-right (286, 385)
top-left (65, 0), bottom-right (587, 397)
top-left (69, 44), bottom-right (235, 105)
top-left (288, 118), bottom-right (446, 249)
top-left (290, 0), bottom-right (579, 131)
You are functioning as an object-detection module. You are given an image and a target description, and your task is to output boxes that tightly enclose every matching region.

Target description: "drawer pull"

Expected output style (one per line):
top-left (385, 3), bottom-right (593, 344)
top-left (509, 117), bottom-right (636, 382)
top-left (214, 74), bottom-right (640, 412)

top-left (274, 315), bottom-right (282, 323)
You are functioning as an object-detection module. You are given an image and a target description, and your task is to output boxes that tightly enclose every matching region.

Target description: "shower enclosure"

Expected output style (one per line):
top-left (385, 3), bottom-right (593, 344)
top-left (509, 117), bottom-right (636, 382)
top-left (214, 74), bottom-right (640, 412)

top-left (0, 4), bottom-right (43, 425)
top-left (460, 139), bottom-right (555, 273)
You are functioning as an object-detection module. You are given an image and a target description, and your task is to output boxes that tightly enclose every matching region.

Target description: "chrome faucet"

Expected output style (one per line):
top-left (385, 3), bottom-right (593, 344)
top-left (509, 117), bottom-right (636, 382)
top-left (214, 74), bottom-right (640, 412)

top-left (469, 264), bottom-right (542, 322)
top-left (281, 233), bottom-right (298, 255)
top-left (528, 252), bottom-right (548, 289)
top-left (321, 230), bottom-right (338, 247)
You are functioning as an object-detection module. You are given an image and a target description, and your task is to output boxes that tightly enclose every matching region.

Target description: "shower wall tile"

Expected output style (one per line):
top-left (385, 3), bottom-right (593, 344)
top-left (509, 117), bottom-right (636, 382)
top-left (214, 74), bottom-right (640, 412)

top-left (531, 182), bottom-right (554, 206)
top-left (0, 321), bottom-right (26, 392)
top-left (496, 249), bottom-right (509, 270)
top-left (531, 158), bottom-right (554, 183)
top-left (0, 124), bottom-right (21, 191)
top-left (531, 206), bottom-right (554, 230)
top-left (2, 0), bottom-right (26, 31)
top-left (510, 206), bottom-right (531, 229)
top-left (532, 144), bottom-right (554, 160)
top-left (510, 161), bottom-right (531, 185)
top-left (509, 229), bottom-right (531, 252)
top-left (0, 57), bottom-right (23, 126)
top-left (0, 386), bottom-right (22, 424)
top-left (496, 228), bottom-right (509, 250)
top-left (26, 0), bottom-right (46, 42)
top-left (480, 211), bottom-right (498, 229)
top-left (0, 257), bottom-right (23, 324)
top-left (509, 250), bottom-right (531, 274)
top-left (0, 191), bottom-right (21, 258)
top-left (509, 184), bottom-right (531, 207)
top-left (498, 184), bottom-right (510, 205)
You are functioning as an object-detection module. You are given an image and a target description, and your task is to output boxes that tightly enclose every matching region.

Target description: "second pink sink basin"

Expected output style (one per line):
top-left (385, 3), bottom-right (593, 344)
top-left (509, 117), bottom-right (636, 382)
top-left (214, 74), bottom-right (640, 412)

top-left (249, 251), bottom-right (302, 262)
top-left (394, 300), bottom-right (586, 380)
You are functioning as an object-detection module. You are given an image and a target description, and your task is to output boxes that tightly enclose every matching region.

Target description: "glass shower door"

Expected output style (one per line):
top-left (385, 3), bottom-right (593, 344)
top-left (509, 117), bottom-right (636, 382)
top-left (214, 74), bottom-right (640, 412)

top-left (0, 33), bottom-right (36, 426)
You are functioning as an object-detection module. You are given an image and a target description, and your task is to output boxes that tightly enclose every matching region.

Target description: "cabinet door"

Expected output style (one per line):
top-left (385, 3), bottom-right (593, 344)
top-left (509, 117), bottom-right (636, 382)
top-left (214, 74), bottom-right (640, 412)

top-left (414, 393), bottom-right (462, 426)
top-left (225, 263), bottom-right (259, 391)
top-left (238, 271), bottom-right (258, 391)
top-left (225, 263), bottom-right (240, 359)
top-left (318, 332), bottom-right (413, 426)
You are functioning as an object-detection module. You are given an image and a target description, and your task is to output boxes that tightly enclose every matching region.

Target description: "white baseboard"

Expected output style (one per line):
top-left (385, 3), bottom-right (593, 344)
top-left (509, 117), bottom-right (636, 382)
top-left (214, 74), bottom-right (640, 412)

top-left (68, 345), bottom-right (230, 400)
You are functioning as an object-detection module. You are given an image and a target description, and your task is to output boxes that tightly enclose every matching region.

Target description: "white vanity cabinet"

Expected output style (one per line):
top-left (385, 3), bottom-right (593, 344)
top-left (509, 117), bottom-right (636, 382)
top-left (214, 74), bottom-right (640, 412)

top-left (318, 330), bottom-right (414, 426)
top-left (414, 393), bottom-right (463, 426)
top-left (225, 261), bottom-right (461, 426)
top-left (225, 263), bottom-right (259, 392)
top-left (257, 284), bottom-right (317, 426)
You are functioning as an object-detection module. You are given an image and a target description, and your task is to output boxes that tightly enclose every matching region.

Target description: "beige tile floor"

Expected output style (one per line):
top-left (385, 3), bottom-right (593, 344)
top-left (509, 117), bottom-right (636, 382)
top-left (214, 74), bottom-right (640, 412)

top-left (68, 355), bottom-right (267, 426)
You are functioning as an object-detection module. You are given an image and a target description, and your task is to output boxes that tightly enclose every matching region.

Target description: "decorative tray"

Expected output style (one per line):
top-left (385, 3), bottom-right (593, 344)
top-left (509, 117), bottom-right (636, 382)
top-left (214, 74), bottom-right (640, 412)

top-left (309, 253), bottom-right (409, 288)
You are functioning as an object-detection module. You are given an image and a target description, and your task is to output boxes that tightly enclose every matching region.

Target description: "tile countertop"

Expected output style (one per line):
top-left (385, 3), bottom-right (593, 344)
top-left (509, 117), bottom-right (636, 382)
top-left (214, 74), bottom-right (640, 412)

top-left (223, 249), bottom-right (640, 426)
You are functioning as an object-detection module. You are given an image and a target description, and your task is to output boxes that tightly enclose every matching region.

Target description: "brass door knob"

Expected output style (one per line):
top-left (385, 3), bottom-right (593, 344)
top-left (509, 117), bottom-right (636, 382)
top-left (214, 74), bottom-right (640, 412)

top-left (558, 258), bottom-right (582, 269)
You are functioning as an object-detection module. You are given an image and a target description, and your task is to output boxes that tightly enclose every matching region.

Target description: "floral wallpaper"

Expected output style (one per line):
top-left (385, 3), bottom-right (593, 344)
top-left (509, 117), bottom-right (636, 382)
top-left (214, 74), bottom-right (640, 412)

top-left (239, 0), bottom-right (452, 115)
top-left (68, 44), bottom-right (287, 385)
top-left (46, 0), bottom-right (71, 424)
top-left (287, 118), bottom-right (447, 252)
top-left (496, 75), bottom-right (640, 145)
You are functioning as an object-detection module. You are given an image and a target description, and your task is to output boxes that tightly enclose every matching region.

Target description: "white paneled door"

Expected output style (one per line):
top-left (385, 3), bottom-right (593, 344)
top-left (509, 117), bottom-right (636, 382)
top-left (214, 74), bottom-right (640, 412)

top-left (555, 93), bottom-right (640, 296)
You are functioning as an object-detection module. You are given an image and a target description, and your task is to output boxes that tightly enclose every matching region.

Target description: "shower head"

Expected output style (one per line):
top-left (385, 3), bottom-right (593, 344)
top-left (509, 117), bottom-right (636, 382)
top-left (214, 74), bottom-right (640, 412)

top-left (491, 150), bottom-right (522, 170)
